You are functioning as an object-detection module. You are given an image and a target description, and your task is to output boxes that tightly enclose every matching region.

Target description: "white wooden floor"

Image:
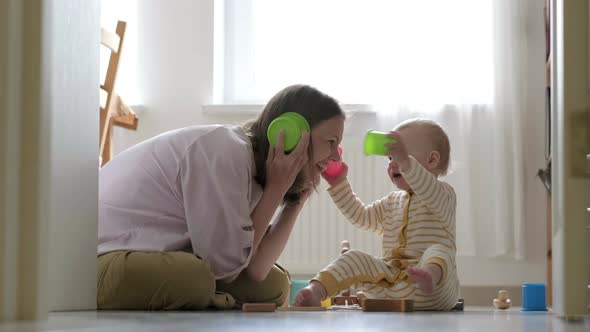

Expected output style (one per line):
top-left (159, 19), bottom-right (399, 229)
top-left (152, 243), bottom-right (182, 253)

top-left (0, 307), bottom-right (588, 332)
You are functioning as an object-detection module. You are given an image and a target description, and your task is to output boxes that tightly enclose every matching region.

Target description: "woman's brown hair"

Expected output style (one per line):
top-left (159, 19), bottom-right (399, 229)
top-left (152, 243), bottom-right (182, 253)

top-left (242, 85), bottom-right (344, 204)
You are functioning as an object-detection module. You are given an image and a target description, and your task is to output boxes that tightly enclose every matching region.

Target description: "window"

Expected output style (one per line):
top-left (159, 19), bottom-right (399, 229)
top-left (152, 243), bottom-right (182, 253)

top-left (220, 0), bottom-right (493, 105)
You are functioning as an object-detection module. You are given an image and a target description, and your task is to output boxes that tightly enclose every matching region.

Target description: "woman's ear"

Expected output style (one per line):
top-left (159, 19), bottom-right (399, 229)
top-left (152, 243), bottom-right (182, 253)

top-left (428, 151), bottom-right (441, 171)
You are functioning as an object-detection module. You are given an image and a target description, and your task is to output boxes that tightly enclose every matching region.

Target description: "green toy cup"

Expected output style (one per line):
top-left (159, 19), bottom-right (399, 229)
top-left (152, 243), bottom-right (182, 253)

top-left (364, 130), bottom-right (396, 156)
top-left (267, 112), bottom-right (310, 152)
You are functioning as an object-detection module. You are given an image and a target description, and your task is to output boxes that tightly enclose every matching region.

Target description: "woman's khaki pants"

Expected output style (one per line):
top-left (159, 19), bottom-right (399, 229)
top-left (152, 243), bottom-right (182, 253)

top-left (97, 251), bottom-right (290, 310)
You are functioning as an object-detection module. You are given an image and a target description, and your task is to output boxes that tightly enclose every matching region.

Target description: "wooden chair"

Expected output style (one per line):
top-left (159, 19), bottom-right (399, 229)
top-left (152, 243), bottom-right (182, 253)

top-left (100, 20), bottom-right (139, 166)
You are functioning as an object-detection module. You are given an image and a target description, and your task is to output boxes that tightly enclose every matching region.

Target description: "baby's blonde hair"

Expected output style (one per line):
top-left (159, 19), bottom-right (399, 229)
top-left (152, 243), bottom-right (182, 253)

top-left (395, 119), bottom-right (451, 176)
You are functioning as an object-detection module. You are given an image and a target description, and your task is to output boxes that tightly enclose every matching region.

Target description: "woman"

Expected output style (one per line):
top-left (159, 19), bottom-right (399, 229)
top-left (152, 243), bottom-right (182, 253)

top-left (97, 85), bottom-right (345, 310)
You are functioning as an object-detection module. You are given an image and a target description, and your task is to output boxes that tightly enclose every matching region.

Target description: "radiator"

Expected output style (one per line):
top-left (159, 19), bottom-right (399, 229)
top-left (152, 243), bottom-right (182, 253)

top-left (278, 139), bottom-right (392, 275)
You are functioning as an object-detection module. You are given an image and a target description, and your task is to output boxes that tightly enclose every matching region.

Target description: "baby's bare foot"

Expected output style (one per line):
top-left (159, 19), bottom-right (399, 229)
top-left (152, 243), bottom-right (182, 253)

top-left (408, 266), bottom-right (434, 294)
top-left (293, 282), bottom-right (326, 306)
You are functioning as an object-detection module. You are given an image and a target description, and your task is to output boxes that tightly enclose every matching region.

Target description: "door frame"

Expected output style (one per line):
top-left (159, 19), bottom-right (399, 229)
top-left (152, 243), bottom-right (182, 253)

top-left (550, 0), bottom-right (590, 318)
top-left (0, 0), bottom-right (48, 321)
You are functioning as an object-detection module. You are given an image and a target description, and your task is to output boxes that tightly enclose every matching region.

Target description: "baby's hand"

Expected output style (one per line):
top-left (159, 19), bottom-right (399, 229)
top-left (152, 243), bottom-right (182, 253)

top-left (322, 162), bottom-right (348, 187)
top-left (384, 131), bottom-right (410, 172)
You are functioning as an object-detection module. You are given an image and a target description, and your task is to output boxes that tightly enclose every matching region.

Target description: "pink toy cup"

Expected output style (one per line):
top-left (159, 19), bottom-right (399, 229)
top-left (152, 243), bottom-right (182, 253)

top-left (323, 147), bottom-right (344, 178)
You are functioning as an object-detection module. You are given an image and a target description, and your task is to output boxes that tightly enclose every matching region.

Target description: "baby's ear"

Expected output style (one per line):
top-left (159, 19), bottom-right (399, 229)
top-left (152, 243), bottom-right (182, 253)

top-left (428, 151), bottom-right (441, 171)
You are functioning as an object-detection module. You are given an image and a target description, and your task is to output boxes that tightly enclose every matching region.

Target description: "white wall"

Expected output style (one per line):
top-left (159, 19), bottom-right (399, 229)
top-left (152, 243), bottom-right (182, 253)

top-left (44, 0), bottom-right (99, 311)
top-left (111, 0), bottom-right (547, 287)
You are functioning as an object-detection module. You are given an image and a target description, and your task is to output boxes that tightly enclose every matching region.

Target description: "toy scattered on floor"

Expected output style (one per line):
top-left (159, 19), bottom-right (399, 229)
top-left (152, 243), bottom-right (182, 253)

top-left (328, 295), bottom-right (361, 310)
top-left (331, 295), bottom-right (360, 306)
top-left (277, 306), bottom-right (326, 311)
top-left (361, 298), bottom-right (414, 312)
top-left (493, 290), bottom-right (511, 309)
top-left (328, 304), bottom-right (361, 311)
top-left (364, 130), bottom-right (396, 156)
top-left (521, 283), bottom-right (547, 311)
top-left (267, 112), bottom-right (310, 152)
top-left (451, 298), bottom-right (465, 311)
top-left (242, 303), bottom-right (277, 312)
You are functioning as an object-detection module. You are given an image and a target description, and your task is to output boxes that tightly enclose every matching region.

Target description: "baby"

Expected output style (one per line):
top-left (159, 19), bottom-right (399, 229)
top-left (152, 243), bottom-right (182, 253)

top-left (294, 119), bottom-right (460, 311)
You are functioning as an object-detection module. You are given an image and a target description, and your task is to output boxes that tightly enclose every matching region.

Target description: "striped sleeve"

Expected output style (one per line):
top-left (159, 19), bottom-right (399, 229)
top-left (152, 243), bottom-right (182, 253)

top-left (401, 157), bottom-right (456, 229)
top-left (327, 179), bottom-right (387, 235)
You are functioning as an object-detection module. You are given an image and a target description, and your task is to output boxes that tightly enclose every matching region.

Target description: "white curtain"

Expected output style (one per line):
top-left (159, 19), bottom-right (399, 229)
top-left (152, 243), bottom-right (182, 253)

top-left (371, 0), bottom-right (545, 259)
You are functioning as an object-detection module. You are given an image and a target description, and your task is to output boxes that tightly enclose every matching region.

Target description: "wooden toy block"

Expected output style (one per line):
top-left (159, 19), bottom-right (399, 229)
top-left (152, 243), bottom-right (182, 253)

top-left (277, 306), bottom-right (327, 311)
top-left (242, 303), bottom-right (277, 312)
top-left (328, 304), bottom-right (361, 311)
top-left (451, 298), bottom-right (464, 311)
top-left (361, 298), bottom-right (414, 312)
top-left (331, 295), bottom-right (359, 305)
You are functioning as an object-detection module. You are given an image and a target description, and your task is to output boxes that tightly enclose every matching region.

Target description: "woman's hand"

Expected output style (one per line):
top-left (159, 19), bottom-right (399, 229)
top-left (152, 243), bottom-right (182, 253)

top-left (265, 130), bottom-right (310, 195)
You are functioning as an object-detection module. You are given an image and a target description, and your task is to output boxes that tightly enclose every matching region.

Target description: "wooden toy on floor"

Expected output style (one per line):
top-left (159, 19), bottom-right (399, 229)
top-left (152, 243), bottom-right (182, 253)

top-left (361, 298), bottom-right (414, 312)
top-left (493, 290), bottom-right (512, 309)
top-left (451, 298), bottom-right (464, 311)
top-left (328, 304), bottom-right (361, 311)
top-left (242, 303), bottom-right (277, 312)
top-left (331, 295), bottom-right (359, 305)
top-left (277, 306), bottom-right (327, 311)
top-left (329, 292), bottom-right (362, 311)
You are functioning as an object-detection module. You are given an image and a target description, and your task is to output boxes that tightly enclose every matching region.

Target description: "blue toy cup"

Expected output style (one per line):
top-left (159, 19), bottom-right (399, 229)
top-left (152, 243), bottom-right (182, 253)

top-left (521, 283), bottom-right (547, 311)
top-left (289, 279), bottom-right (309, 305)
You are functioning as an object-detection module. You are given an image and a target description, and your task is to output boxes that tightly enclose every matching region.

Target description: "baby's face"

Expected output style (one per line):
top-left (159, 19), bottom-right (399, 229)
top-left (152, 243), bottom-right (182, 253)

top-left (387, 156), bottom-right (411, 191)
top-left (387, 126), bottom-right (436, 191)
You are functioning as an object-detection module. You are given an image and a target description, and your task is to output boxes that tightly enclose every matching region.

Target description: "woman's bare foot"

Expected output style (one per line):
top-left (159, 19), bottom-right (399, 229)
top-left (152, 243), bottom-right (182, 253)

top-left (293, 281), bottom-right (326, 306)
top-left (408, 264), bottom-right (441, 294)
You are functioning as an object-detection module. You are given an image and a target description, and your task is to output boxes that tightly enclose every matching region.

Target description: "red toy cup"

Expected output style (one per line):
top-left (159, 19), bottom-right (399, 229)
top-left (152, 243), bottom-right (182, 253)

top-left (323, 147), bottom-right (344, 178)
